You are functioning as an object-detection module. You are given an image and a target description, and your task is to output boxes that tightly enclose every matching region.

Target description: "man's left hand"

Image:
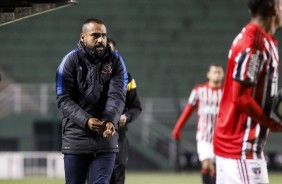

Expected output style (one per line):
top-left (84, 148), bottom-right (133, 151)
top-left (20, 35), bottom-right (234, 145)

top-left (119, 114), bottom-right (128, 127)
top-left (103, 122), bottom-right (115, 138)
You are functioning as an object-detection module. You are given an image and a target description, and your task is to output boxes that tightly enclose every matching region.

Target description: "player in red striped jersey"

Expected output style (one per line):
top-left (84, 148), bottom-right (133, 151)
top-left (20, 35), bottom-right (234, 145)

top-left (213, 0), bottom-right (282, 183)
top-left (172, 64), bottom-right (224, 184)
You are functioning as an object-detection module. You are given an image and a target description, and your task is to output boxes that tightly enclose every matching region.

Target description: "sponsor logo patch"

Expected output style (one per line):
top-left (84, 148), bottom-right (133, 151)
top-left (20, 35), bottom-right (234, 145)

top-left (252, 167), bottom-right (261, 176)
top-left (102, 61), bottom-right (112, 74)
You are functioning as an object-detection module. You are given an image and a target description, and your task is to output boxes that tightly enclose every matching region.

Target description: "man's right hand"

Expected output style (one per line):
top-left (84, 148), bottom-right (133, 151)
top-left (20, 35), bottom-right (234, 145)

top-left (87, 118), bottom-right (104, 133)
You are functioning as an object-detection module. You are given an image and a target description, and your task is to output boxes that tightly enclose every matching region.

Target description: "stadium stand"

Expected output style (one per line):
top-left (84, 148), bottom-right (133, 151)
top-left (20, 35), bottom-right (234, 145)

top-left (1, 0), bottom-right (282, 172)
top-left (0, 0), bottom-right (251, 96)
top-left (0, 0), bottom-right (77, 26)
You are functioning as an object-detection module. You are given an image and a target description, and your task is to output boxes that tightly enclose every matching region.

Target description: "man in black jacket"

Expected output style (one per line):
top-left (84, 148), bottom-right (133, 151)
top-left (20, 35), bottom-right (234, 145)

top-left (107, 38), bottom-right (142, 184)
top-left (56, 19), bottom-right (128, 184)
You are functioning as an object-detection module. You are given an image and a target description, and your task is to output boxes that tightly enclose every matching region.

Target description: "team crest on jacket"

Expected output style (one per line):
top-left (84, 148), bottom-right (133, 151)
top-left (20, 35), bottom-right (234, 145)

top-left (102, 61), bottom-right (112, 74)
top-left (252, 167), bottom-right (261, 175)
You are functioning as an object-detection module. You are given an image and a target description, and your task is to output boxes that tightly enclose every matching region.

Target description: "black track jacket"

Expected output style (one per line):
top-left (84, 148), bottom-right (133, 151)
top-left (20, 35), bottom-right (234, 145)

top-left (119, 73), bottom-right (142, 139)
top-left (56, 41), bottom-right (128, 154)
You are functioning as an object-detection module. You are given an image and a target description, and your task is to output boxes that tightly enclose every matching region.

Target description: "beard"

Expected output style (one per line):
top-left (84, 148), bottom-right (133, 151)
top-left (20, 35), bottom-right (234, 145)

top-left (83, 42), bottom-right (106, 58)
top-left (93, 43), bottom-right (106, 58)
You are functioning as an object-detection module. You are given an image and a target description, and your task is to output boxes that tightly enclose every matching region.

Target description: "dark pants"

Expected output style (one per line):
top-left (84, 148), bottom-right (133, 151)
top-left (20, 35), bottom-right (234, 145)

top-left (110, 137), bottom-right (128, 184)
top-left (64, 153), bottom-right (116, 184)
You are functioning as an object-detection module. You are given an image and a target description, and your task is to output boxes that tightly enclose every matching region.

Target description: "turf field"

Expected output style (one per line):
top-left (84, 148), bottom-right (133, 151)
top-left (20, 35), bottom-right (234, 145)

top-left (0, 172), bottom-right (282, 184)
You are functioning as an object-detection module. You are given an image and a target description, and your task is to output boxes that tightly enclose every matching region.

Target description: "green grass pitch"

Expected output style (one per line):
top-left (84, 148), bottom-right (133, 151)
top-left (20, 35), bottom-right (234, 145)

top-left (0, 172), bottom-right (282, 184)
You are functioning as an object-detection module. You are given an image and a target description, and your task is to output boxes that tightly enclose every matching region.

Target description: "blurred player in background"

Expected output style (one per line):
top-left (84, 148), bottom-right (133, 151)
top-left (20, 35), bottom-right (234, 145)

top-left (172, 64), bottom-right (224, 184)
top-left (56, 19), bottom-right (128, 184)
top-left (108, 37), bottom-right (142, 184)
top-left (213, 0), bottom-right (282, 183)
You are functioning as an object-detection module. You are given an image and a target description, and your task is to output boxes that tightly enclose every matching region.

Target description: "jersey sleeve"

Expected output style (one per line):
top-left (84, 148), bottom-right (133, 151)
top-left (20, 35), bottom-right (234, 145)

top-left (232, 80), bottom-right (279, 130)
top-left (172, 87), bottom-right (198, 139)
top-left (187, 88), bottom-right (199, 107)
top-left (232, 43), bottom-right (264, 86)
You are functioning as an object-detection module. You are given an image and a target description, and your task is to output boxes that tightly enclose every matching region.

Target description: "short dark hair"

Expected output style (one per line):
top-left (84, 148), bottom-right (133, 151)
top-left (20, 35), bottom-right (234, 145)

top-left (248, 0), bottom-right (275, 17)
top-left (107, 37), bottom-right (116, 47)
top-left (83, 18), bottom-right (104, 25)
top-left (209, 64), bottom-right (223, 69)
top-left (82, 18), bottom-right (104, 31)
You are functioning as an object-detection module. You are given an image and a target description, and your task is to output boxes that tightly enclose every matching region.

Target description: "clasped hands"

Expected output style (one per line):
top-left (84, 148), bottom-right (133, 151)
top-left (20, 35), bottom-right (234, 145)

top-left (87, 118), bottom-right (115, 138)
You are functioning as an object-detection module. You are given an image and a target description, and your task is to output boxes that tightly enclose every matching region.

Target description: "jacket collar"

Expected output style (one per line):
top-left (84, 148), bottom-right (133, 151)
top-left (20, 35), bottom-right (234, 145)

top-left (77, 41), bottom-right (111, 64)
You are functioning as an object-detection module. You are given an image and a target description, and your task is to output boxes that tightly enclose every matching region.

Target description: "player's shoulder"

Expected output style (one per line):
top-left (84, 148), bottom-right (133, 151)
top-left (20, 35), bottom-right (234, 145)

top-left (237, 23), bottom-right (266, 50)
top-left (64, 49), bottom-right (79, 60)
top-left (193, 82), bottom-right (208, 90)
top-left (109, 50), bottom-right (124, 63)
top-left (127, 72), bottom-right (133, 82)
top-left (59, 49), bottom-right (79, 68)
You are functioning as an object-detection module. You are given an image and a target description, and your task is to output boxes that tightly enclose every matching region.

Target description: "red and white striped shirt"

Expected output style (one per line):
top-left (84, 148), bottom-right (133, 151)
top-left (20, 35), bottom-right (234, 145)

top-left (188, 82), bottom-right (223, 143)
top-left (213, 22), bottom-right (279, 159)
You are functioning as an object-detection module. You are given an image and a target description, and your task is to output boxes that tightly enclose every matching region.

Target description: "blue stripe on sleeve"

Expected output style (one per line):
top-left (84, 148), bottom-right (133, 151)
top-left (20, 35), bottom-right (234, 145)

top-left (117, 54), bottom-right (128, 91)
top-left (56, 49), bottom-right (77, 95)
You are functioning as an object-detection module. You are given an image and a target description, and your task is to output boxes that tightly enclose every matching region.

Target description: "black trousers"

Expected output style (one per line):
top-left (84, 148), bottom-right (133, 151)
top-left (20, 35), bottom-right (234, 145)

top-left (110, 136), bottom-right (128, 184)
top-left (64, 153), bottom-right (116, 184)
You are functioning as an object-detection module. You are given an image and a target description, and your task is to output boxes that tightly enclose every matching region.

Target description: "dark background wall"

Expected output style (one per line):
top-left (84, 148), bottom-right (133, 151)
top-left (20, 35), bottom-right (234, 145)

top-left (0, 0), bottom-right (264, 98)
top-left (1, 0), bottom-right (282, 170)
